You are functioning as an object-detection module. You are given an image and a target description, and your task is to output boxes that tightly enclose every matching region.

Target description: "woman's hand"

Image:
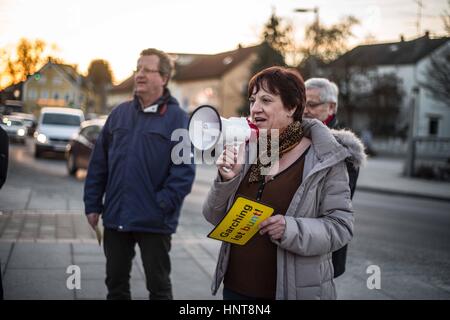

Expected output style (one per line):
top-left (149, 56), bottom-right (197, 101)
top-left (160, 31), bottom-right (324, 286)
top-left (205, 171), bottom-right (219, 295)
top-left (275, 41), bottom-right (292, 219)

top-left (216, 143), bottom-right (245, 181)
top-left (259, 215), bottom-right (286, 240)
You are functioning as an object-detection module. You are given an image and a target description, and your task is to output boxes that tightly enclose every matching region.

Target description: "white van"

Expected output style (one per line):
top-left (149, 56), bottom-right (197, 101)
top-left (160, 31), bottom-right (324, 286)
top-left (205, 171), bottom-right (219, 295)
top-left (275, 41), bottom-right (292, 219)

top-left (34, 107), bottom-right (84, 158)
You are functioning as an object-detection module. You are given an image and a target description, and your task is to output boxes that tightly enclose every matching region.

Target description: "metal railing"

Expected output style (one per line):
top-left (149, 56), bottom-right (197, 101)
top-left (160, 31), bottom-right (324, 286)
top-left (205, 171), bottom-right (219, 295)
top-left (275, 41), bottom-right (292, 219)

top-left (408, 137), bottom-right (450, 180)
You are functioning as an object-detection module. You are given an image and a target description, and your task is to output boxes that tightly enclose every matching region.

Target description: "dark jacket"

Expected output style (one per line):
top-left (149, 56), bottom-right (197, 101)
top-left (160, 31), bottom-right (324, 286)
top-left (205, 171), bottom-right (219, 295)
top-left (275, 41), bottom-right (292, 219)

top-left (0, 126), bottom-right (8, 189)
top-left (327, 116), bottom-right (359, 200)
top-left (83, 94), bottom-right (196, 234)
top-left (327, 114), bottom-right (363, 277)
top-left (0, 126), bottom-right (7, 300)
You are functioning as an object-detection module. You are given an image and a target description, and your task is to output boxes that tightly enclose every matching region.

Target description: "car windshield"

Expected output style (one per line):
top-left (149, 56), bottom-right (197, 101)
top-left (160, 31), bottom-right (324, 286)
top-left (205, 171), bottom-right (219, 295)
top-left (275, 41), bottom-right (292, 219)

top-left (4, 120), bottom-right (23, 126)
top-left (42, 113), bottom-right (81, 126)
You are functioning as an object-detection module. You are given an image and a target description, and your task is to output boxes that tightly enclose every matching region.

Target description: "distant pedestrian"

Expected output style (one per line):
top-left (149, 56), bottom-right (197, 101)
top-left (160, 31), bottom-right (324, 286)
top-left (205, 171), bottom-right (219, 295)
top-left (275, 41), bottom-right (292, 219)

top-left (361, 129), bottom-right (376, 156)
top-left (0, 125), bottom-right (8, 189)
top-left (0, 125), bottom-right (8, 300)
top-left (305, 77), bottom-right (366, 278)
top-left (84, 48), bottom-right (196, 300)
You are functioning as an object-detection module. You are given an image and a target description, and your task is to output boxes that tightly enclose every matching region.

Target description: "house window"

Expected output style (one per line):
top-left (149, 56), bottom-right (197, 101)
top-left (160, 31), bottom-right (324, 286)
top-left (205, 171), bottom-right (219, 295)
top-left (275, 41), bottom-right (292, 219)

top-left (183, 97), bottom-right (189, 110)
top-left (428, 117), bottom-right (439, 136)
top-left (54, 92), bottom-right (60, 100)
top-left (28, 89), bottom-right (37, 100)
top-left (223, 56), bottom-right (233, 65)
top-left (241, 83), bottom-right (247, 94)
top-left (195, 87), bottom-right (214, 105)
top-left (41, 90), bottom-right (49, 99)
top-left (53, 77), bottom-right (62, 85)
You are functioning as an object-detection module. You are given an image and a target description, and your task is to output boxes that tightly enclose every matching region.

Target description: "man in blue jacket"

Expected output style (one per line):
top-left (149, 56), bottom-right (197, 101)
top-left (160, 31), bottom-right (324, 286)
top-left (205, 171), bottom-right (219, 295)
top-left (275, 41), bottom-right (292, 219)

top-left (84, 48), bottom-right (195, 300)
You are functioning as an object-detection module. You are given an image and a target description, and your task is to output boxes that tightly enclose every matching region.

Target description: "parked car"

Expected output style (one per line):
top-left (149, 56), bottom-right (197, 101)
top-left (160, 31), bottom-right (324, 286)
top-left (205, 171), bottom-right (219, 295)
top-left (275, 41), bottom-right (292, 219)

top-left (34, 107), bottom-right (85, 158)
top-left (0, 116), bottom-right (27, 144)
top-left (11, 112), bottom-right (37, 136)
top-left (66, 118), bottom-right (105, 175)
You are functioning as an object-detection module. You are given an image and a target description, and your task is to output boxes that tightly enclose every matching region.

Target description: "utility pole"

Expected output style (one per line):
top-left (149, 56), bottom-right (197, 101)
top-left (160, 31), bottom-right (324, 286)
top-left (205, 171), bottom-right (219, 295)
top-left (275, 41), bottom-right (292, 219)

top-left (405, 86), bottom-right (419, 177)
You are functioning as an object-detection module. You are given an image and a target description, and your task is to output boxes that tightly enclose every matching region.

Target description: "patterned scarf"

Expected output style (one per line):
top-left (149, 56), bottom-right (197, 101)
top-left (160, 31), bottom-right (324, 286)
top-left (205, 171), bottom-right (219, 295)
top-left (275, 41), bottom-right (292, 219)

top-left (248, 121), bottom-right (304, 183)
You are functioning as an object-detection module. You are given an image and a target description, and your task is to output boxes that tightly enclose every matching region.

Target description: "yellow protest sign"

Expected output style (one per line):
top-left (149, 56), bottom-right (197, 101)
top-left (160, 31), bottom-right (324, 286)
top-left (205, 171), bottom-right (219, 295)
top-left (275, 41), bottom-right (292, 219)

top-left (207, 196), bottom-right (274, 245)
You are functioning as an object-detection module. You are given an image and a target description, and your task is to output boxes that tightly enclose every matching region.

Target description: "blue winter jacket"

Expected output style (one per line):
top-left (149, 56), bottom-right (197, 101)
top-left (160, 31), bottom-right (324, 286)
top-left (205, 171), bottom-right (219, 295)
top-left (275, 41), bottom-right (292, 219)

top-left (83, 95), bottom-right (195, 234)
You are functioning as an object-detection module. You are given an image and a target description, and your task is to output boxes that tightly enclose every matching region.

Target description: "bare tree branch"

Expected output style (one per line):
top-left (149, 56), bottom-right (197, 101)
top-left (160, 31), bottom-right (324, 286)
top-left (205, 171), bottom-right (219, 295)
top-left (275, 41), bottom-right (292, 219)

top-left (421, 50), bottom-right (450, 105)
top-left (443, 0), bottom-right (450, 35)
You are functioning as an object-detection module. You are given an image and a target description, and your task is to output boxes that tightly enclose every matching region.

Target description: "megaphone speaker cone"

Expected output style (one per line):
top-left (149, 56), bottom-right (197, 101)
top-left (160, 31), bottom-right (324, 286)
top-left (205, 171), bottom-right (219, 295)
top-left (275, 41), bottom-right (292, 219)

top-left (188, 105), bottom-right (222, 151)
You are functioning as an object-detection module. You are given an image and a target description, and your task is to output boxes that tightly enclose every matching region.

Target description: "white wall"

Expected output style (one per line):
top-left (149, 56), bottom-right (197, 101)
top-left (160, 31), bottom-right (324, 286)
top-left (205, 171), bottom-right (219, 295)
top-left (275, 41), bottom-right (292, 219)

top-left (171, 79), bottom-right (221, 114)
top-left (107, 92), bottom-right (132, 109)
top-left (374, 41), bottom-right (450, 139)
top-left (416, 41), bottom-right (450, 138)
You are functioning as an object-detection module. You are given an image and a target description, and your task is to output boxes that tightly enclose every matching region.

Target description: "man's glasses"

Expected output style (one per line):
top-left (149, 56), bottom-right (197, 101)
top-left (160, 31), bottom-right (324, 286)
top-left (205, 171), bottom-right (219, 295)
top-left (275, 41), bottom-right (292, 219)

top-left (134, 68), bottom-right (160, 75)
top-left (305, 101), bottom-right (327, 109)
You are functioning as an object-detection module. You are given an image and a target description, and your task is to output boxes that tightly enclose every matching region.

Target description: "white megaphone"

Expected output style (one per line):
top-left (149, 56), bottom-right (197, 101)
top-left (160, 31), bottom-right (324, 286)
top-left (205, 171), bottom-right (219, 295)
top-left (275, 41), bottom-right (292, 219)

top-left (188, 105), bottom-right (258, 151)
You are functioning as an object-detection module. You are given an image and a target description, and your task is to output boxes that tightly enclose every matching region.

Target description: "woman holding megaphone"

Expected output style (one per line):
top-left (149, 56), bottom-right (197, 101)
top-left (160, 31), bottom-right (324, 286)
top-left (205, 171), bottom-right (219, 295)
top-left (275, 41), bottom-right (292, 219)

top-left (202, 66), bottom-right (365, 300)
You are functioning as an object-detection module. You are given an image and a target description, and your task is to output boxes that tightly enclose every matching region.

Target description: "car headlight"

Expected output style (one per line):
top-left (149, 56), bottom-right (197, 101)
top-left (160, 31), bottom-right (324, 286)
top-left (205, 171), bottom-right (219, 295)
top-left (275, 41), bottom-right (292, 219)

top-left (37, 133), bottom-right (47, 144)
top-left (17, 128), bottom-right (25, 137)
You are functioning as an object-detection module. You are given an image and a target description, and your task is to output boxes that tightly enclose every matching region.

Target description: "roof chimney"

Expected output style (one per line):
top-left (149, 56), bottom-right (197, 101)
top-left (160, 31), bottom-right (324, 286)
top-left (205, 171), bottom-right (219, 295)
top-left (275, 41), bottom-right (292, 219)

top-left (400, 34), bottom-right (405, 42)
top-left (424, 30), bottom-right (430, 38)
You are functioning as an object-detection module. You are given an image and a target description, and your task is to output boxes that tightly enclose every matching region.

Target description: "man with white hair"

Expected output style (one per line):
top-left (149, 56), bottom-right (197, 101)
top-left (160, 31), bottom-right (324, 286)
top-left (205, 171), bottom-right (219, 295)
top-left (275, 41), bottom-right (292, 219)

top-left (304, 78), bottom-right (340, 127)
top-left (305, 77), bottom-right (363, 279)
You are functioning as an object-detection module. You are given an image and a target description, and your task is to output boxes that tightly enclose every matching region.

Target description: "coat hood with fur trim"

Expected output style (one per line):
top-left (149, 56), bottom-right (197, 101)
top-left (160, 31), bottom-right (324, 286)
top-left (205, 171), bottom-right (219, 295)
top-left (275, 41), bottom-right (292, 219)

top-left (331, 129), bottom-right (367, 168)
top-left (302, 118), bottom-right (367, 169)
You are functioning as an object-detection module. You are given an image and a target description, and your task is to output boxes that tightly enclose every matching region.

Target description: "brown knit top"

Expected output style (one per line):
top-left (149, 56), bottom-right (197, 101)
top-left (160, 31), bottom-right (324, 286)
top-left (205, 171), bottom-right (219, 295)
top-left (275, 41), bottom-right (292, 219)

top-left (223, 149), bottom-right (307, 299)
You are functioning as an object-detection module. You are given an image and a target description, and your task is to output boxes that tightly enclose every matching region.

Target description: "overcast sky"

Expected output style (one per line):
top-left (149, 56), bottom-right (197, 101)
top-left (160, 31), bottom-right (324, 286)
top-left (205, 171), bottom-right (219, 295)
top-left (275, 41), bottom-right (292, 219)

top-left (0, 0), bottom-right (446, 84)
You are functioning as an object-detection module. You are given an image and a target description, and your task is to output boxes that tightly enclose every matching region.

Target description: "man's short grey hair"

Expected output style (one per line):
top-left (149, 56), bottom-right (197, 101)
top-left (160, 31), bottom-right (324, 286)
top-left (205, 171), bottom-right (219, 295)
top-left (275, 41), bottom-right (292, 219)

top-left (305, 78), bottom-right (339, 112)
top-left (140, 48), bottom-right (173, 86)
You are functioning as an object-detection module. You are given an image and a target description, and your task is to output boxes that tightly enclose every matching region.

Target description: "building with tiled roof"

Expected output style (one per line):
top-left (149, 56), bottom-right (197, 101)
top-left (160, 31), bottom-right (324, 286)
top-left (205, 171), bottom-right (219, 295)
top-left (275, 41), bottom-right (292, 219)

top-left (106, 52), bottom-right (208, 110)
top-left (107, 45), bottom-right (260, 117)
top-left (330, 34), bottom-right (448, 68)
top-left (21, 61), bottom-right (98, 114)
top-left (325, 33), bottom-right (450, 139)
top-left (172, 45), bottom-right (259, 117)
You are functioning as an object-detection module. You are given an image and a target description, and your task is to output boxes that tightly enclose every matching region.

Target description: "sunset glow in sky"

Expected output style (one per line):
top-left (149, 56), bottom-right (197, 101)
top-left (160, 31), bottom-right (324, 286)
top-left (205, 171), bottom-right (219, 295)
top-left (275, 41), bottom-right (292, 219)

top-left (0, 0), bottom-right (446, 86)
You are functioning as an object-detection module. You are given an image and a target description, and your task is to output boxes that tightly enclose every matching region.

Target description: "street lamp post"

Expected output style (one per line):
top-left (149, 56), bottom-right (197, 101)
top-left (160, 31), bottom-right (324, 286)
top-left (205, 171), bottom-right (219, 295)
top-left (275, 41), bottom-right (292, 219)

top-left (294, 6), bottom-right (319, 30)
top-left (294, 6), bottom-right (320, 75)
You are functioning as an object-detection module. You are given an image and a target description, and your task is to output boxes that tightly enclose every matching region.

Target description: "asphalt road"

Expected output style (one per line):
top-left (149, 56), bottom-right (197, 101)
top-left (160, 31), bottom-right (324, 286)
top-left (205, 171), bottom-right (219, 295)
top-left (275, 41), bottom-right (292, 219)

top-left (1, 138), bottom-right (450, 299)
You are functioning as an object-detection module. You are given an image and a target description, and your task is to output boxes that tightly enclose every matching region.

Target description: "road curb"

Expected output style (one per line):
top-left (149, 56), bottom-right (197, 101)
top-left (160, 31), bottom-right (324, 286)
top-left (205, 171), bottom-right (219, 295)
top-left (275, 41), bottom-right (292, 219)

top-left (356, 185), bottom-right (450, 202)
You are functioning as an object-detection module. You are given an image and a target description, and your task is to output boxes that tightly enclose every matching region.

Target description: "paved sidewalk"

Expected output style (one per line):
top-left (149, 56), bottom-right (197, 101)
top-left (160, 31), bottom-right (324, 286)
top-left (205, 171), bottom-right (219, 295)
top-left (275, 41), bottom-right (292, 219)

top-left (357, 157), bottom-right (450, 201)
top-left (0, 163), bottom-right (223, 300)
top-left (0, 211), bottom-right (222, 300)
